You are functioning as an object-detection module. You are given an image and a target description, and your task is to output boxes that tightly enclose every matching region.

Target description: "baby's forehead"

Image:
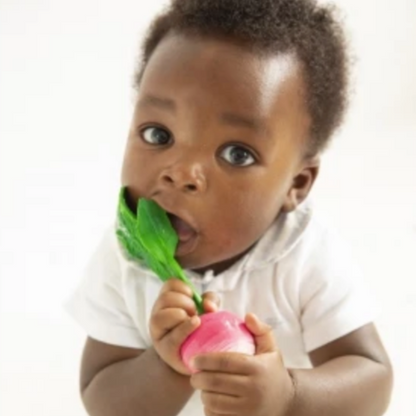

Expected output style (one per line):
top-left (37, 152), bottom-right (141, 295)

top-left (140, 33), bottom-right (305, 116)
top-left (146, 32), bottom-right (300, 79)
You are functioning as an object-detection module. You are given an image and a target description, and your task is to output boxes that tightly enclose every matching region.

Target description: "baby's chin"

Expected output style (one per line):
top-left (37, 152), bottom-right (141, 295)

top-left (175, 253), bottom-right (213, 273)
top-left (174, 250), bottom-right (221, 275)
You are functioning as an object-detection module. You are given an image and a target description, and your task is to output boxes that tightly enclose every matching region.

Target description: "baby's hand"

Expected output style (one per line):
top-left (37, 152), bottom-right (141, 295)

top-left (190, 314), bottom-right (295, 416)
top-left (150, 279), bottom-right (219, 375)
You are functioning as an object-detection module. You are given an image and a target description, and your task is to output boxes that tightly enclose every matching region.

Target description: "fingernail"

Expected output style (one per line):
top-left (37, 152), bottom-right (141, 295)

top-left (191, 316), bottom-right (200, 326)
top-left (209, 301), bottom-right (218, 311)
top-left (190, 358), bottom-right (198, 370)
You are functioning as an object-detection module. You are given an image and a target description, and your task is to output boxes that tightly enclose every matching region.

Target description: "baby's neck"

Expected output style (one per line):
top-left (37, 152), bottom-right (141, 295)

top-left (192, 244), bottom-right (254, 277)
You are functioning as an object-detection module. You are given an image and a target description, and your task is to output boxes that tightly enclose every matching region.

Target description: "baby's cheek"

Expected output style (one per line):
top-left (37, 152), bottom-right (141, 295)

top-left (214, 222), bottom-right (256, 255)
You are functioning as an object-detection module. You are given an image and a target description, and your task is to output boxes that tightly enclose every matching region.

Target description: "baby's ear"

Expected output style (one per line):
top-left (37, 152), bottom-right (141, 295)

top-left (282, 159), bottom-right (320, 213)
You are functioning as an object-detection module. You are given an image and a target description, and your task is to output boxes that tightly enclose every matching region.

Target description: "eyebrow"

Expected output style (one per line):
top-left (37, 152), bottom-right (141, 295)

top-left (139, 94), bottom-right (265, 133)
top-left (139, 94), bottom-right (176, 111)
top-left (220, 112), bottom-right (264, 133)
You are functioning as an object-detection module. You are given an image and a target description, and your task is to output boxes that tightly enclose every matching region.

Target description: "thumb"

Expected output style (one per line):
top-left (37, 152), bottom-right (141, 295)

top-left (245, 313), bottom-right (278, 354)
top-left (201, 291), bottom-right (221, 313)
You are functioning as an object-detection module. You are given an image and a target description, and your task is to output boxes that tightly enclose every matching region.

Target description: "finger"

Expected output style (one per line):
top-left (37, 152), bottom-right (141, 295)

top-left (163, 315), bottom-right (201, 349)
top-left (150, 308), bottom-right (188, 341)
top-left (202, 291), bottom-right (221, 313)
top-left (159, 279), bottom-right (194, 297)
top-left (244, 313), bottom-right (277, 354)
top-left (191, 372), bottom-right (247, 396)
top-left (193, 352), bottom-right (254, 375)
top-left (201, 391), bottom-right (241, 415)
top-left (153, 291), bottom-right (197, 317)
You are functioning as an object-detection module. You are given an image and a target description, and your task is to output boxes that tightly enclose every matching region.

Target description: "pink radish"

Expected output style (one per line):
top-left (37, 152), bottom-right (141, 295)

top-left (180, 311), bottom-right (256, 373)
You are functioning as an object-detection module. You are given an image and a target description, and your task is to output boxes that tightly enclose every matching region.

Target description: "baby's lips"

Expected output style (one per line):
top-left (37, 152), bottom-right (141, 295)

top-left (168, 213), bottom-right (197, 242)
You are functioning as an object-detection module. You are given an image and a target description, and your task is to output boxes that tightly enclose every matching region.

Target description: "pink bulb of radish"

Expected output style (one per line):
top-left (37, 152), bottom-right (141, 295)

top-left (180, 311), bottom-right (256, 373)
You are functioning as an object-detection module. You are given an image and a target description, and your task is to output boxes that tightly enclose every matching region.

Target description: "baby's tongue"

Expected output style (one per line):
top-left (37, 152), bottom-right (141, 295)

top-left (169, 215), bottom-right (195, 242)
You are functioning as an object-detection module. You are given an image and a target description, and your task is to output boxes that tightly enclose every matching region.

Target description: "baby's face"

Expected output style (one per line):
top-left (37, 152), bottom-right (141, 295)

top-left (122, 33), bottom-right (315, 274)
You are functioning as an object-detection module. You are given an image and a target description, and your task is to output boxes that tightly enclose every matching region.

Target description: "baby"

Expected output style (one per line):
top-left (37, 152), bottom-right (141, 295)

top-left (66, 1), bottom-right (393, 415)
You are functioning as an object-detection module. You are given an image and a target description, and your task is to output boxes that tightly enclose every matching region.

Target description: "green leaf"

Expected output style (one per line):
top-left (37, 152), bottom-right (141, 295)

top-left (116, 187), bottom-right (204, 314)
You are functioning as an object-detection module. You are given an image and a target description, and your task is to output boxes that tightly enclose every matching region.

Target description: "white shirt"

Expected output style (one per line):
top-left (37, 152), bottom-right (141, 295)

top-left (65, 200), bottom-right (378, 415)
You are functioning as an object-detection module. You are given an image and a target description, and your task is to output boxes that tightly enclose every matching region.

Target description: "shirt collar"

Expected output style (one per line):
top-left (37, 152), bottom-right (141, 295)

top-left (186, 199), bottom-right (313, 291)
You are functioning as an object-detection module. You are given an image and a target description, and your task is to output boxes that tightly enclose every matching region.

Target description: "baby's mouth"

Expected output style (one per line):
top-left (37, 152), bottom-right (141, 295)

top-left (166, 213), bottom-right (199, 257)
top-left (167, 213), bottom-right (197, 243)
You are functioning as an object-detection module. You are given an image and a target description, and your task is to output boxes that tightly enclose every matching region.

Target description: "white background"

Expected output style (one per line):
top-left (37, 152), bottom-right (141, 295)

top-left (0, 0), bottom-right (415, 415)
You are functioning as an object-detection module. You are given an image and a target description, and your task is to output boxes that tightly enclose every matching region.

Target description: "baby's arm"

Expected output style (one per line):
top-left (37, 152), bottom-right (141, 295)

top-left (80, 338), bottom-right (193, 416)
top-left (80, 279), bottom-right (219, 416)
top-left (289, 323), bottom-right (393, 416)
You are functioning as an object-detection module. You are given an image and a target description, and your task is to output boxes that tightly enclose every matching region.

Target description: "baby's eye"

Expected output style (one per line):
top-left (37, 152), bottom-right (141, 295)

top-left (141, 126), bottom-right (172, 145)
top-left (220, 145), bottom-right (256, 167)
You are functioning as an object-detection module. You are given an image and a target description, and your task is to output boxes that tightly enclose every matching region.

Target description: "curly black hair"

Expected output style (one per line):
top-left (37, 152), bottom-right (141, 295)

top-left (134, 0), bottom-right (349, 155)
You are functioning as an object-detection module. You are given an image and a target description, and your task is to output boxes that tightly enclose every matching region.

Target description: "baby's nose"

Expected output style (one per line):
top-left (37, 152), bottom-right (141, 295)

top-left (159, 162), bottom-right (207, 194)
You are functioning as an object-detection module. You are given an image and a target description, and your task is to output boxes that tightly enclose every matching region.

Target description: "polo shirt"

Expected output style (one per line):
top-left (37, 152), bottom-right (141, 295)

top-left (65, 200), bottom-right (377, 415)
